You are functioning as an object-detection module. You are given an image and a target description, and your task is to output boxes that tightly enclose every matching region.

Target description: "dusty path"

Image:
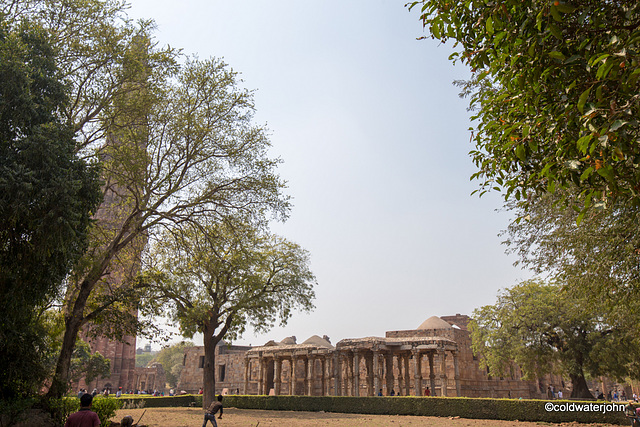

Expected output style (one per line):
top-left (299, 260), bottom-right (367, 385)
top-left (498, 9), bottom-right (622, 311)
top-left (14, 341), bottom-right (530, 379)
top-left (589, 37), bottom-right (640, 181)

top-left (111, 407), bottom-right (617, 426)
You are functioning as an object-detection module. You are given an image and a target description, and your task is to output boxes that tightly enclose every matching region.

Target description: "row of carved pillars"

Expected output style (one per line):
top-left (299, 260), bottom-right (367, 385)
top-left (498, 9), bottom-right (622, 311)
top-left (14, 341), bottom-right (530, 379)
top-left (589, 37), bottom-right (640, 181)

top-left (244, 355), bottom-right (332, 396)
top-left (333, 349), bottom-right (460, 397)
top-left (244, 349), bottom-right (460, 397)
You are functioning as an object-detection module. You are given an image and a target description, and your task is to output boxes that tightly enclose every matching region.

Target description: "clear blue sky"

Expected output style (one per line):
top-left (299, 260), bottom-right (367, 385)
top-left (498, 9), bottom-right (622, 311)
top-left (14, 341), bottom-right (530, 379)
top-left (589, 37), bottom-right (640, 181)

top-left (127, 0), bottom-right (531, 349)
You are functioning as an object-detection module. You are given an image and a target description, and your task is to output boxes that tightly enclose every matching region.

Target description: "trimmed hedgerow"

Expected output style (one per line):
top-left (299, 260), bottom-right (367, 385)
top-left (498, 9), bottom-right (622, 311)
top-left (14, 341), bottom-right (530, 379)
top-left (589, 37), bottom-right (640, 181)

top-left (218, 396), bottom-right (630, 425)
top-left (108, 394), bottom-right (632, 425)
top-left (118, 394), bottom-right (201, 408)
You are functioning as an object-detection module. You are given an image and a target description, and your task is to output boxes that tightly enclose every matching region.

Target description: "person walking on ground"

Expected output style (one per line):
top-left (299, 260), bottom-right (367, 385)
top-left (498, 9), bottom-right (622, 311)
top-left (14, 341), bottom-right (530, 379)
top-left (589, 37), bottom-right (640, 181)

top-left (65, 393), bottom-right (100, 427)
top-left (203, 394), bottom-right (223, 427)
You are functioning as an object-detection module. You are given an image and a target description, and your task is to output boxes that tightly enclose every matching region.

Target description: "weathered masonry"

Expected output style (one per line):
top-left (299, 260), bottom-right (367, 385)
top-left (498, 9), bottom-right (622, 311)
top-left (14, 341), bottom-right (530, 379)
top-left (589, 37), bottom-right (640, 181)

top-left (179, 314), bottom-right (564, 398)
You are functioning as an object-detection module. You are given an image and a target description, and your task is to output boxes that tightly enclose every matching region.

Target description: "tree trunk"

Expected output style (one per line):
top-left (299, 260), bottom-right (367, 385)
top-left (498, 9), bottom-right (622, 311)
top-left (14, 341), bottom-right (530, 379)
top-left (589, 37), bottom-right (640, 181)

top-left (47, 308), bottom-right (84, 398)
top-left (47, 263), bottom-right (104, 398)
top-left (202, 324), bottom-right (221, 409)
top-left (569, 372), bottom-right (593, 399)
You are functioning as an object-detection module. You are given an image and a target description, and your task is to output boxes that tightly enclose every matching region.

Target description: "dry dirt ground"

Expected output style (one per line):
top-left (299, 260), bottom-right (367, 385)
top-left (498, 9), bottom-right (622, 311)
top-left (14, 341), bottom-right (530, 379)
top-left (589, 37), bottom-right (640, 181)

top-left (111, 407), bottom-right (618, 427)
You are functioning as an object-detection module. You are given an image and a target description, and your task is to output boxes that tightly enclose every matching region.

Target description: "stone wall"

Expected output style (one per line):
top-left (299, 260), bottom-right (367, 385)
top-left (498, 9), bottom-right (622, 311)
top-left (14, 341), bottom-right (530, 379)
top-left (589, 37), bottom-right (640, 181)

top-left (73, 334), bottom-right (137, 393)
top-left (134, 362), bottom-right (167, 393)
top-left (177, 343), bottom-right (251, 394)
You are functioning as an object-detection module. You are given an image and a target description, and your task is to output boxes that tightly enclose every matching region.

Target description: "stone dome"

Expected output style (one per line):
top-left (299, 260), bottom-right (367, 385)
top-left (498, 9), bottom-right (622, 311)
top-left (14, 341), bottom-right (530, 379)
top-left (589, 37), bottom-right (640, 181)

top-left (301, 335), bottom-right (334, 349)
top-left (280, 336), bottom-right (297, 345)
top-left (417, 316), bottom-right (453, 330)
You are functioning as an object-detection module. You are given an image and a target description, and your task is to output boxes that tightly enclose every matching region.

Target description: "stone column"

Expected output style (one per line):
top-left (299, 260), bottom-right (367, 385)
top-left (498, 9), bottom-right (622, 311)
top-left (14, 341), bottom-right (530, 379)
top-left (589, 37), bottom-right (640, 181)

top-left (385, 353), bottom-right (394, 395)
top-left (353, 350), bottom-right (360, 397)
top-left (428, 352), bottom-right (436, 396)
top-left (439, 350), bottom-right (447, 396)
top-left (365, 353), bottom-right (373, 396)
top-left (373, 351), bottom-right (380, 395)
top-left (453, 351), bottom-right (461, 397)
top-left (274, 356), bottom-right (281, 395)
top-left (321, 356), bottom-right (327, 396)
top-left (243, 357), bottom-right (249, 394)
top-left (412, 349), bottom-right (422, 396)
top-left (347, 353), bottom-right (354, 396)
top-left (333, 354), bottom-right (340, 396)
top-left (403, 354), bottom-right (411, 396)
top-left (307, 356), bottom-right (314, 396)
top-left (258, 356), bottom-right (264, 395)
top-left (397, 354), bottom-right (404, 394)
top-left (290, 356), bottom-right (296, 395)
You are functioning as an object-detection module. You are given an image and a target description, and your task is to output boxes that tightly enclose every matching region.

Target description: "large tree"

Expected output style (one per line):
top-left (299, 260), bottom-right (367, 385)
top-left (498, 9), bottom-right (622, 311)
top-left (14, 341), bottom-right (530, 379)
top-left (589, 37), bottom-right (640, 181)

top-left (469, 280), bottom-right (639, 398)
top-left (145, 220), bottom-right (316, 408)
top-left (48, 52), bottom-right (290, 398)
top-left (504, 189), bottom-right (640, 307)
top-left (409, 0), bottom-right (640, 210)
top-left (0, 15), bottom-right (101, 399)
top-left (6, 0), bottom-right (289, 398)
top-left (151, 341), bottom-right (194, 387)
top-left (5, 0), bottom-right (289, 400)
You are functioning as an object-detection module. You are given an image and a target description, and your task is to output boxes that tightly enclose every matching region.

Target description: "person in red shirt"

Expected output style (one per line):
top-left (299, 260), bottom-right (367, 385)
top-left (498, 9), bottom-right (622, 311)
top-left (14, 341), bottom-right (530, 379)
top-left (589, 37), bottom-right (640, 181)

top-left (65, 393), bottom-right (100, 427)
top-left (425, 387), bottom-right (431, 396)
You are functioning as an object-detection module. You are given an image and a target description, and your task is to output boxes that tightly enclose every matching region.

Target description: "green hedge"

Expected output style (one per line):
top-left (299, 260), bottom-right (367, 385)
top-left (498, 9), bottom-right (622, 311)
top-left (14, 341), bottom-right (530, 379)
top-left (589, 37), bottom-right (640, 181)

top-left (112, 394), bottom-right (632, 425)
top-left (218, 396), bottom-right (630, 425)
top-left (119, 394), bottom-right (202, 408)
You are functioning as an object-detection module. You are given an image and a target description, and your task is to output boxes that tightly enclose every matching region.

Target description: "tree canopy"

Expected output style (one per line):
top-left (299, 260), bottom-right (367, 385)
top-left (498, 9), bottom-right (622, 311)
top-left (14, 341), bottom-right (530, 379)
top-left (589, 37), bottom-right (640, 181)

top-left (469, 280), bottom-right (640, 398)
top-left (146, 219), bottom-right (316, 407)
top-left (409, 0), bottom-right (640, 210)
top-left (503, 189), bottom-right (640, 307)
top-left (150, 341), bottom-right (194, 388)
top-left (0, 15), bottom-right (101, 399)
top-left (2, 0), bottom-right (291, 398)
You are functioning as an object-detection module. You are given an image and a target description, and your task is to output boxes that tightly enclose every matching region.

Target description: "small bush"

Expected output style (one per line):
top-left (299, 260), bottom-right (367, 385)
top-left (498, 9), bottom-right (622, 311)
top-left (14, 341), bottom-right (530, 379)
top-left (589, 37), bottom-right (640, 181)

top-left (91, 397), bottom-right (122, 426)
top-left (41, 396), bottom-right (79, 426)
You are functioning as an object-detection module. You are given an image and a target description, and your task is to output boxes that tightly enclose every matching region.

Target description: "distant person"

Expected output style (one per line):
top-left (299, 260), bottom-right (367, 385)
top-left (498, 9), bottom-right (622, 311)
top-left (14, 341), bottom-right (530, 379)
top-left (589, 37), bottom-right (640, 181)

top-left (390, 389), bottom-right (395, 396)
top-left (557, 390), bottom-right (563, 399)
top-left (65, 393), bottom-right (100, 427)
top-left (378, 389), bottom-right (383, 396)
top-left (425, 387), bottom-right (430, 396)
top-left (199, 387), bottom-right (204, 395)
top-left (624, 400), bottom-right (637, 426)
top-left (77, 389), bottom-right (84, 399)
top-left (203, 394), bottom-right (223, 427)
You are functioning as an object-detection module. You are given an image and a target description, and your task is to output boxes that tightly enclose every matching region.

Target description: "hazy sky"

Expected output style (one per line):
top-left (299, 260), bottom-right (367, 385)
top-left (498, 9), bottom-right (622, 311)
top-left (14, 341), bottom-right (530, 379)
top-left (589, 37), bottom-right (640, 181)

top-left (127, 0), bottom-right (531, 349)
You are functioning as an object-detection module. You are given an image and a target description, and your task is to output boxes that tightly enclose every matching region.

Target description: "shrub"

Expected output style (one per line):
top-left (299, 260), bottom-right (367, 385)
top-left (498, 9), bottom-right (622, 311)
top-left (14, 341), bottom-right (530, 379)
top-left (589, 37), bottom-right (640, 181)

top-left (41, 396), bottom-right (79, 427)
top-left (91, 397), bottom-right (122, 426)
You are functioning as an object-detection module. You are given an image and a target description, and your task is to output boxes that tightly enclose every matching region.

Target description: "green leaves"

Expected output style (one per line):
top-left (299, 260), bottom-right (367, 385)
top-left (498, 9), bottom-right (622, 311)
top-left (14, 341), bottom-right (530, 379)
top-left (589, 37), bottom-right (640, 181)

top-left (577, 87), bottom-right (591, 114)
top-left (409, 0), bottom-right (640, 212)
top-left (471, 278), bottom-right (637, 397)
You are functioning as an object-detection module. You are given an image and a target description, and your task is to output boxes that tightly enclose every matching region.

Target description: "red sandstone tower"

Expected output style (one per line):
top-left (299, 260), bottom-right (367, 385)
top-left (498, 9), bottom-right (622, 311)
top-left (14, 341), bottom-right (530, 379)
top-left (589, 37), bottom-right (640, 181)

top-left (73, 38), bottom-right (149, 394)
